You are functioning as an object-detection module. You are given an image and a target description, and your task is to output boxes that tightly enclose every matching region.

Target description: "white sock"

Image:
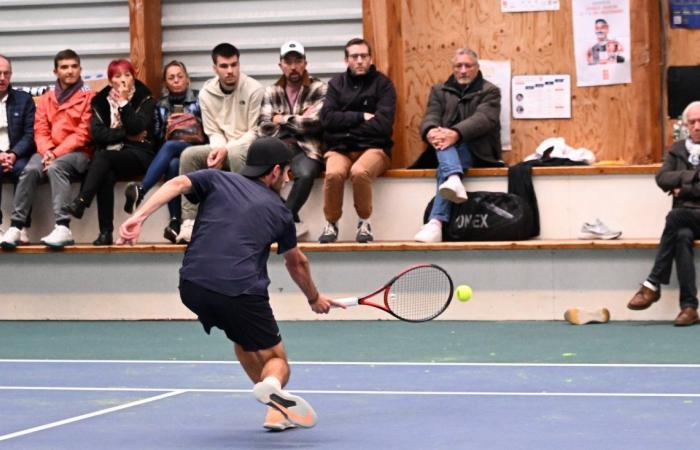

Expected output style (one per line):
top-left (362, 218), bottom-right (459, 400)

top-left (643, 280), bottom-right (658, 291)
top-left (263, 376), bottom-right (281, 389)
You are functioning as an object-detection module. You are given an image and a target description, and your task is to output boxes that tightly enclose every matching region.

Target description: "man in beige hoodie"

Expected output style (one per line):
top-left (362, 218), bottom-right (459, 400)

top-left (177, 42), bottom-right (264, 242)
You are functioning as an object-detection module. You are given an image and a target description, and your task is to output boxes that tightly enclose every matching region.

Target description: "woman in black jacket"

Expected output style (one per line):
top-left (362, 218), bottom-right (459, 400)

top-left (66, 59), bottom-right (155, 245)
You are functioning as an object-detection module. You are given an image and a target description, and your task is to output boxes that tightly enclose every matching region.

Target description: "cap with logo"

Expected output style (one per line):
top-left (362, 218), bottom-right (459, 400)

top-left (240, 137), bottom-right (293, 178)
top-left (280, 40), bottom-right (305, 58)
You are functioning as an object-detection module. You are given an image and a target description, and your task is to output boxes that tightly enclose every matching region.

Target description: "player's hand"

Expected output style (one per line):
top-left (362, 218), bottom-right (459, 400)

top-left (207, 147), bottom-right (227, 169)
top-left (118, 215), bottom-right (145, 244)
top-left (309, 294), bottom-right (342, 314)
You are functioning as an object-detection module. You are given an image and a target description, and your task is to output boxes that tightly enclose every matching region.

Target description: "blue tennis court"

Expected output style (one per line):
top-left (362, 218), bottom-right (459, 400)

top-left (1, 359), bottom-right (699, 449)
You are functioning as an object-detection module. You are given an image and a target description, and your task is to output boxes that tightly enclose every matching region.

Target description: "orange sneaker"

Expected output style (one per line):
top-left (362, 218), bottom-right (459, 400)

top-left (564, 307), bottom-right (610, 325)
top-left (263, 406), bottom-right (296, 431)
top-left (253, 378), bottom-right (317, 428)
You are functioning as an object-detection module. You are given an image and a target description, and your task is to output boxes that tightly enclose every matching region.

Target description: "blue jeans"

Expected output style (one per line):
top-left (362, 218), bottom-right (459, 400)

top-left (428, 142), bottom-right (472, 223)
top-left (142, 140), bottom-right (190, 219)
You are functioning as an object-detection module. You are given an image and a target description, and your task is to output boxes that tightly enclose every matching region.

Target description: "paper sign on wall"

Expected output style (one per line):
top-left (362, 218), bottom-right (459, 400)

top-left (511, 75), bottom-right (571, 119)
top-left (501, 0), bottom-right (559, 12)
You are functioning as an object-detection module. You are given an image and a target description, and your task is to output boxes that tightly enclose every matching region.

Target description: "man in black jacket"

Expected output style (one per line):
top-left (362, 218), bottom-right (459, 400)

top-left (628, 101), bottom-right (700, 326)
top-left (414, 48), bottom-right (502, 243)
top-left (318, 38), bottom-right (396, 243)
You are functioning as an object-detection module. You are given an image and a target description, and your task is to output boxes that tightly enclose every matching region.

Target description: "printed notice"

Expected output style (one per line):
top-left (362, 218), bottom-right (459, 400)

top-left (511, 75), bottom-right (571, 119)
top-left (501, 0), bottom-right (559, 12)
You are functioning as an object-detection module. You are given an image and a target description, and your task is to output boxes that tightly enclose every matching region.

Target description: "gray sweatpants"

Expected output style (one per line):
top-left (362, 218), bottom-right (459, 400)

top-left (11, 152), bottom-right (90, 225)
top-left (178, 144), bottom-right (247, 220)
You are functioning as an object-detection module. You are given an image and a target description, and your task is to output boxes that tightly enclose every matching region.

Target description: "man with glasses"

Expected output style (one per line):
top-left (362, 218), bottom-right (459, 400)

top-left (318, 38), bottom-right (396, 243)
top-left (413, 48), bottom-right (502, 243)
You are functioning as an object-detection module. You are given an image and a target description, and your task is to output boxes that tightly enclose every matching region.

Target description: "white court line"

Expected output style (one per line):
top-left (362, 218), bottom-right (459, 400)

top-left (1, 386), bottom-right (699, 398)
top-left (0, 389), bottom-right (185, 442)
top-left (1, 359), bottom-right (700, 368)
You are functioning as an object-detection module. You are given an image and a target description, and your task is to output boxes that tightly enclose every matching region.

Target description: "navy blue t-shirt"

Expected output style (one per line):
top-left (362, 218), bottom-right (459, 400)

top-left (179, 169), bottom-right (297, 297)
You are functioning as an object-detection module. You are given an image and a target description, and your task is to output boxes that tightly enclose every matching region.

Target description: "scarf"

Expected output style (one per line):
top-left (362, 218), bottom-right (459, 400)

top-left (105, 85), bottom-right (135, 151)
top-left (686, 138), bottom-right (700, 166)
top-left (54, 78), bottom-right (84, 105)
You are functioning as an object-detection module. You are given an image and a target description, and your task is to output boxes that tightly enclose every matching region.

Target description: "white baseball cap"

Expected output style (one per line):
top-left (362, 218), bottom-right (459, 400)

top-left (280, 40), bottom-right (305, 58)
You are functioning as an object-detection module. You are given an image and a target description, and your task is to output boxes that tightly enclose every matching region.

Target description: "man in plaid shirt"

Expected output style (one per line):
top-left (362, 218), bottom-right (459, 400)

top-left (258, 41), bottom-right (326, 238)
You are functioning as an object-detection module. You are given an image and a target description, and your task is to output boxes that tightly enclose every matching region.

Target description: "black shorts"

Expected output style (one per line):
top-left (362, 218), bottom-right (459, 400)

top-left (179, 278), bottom-right (281, 352)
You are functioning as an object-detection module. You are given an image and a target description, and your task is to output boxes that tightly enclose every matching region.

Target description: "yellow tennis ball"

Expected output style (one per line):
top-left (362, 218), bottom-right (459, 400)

top-left (456, 285), bottom-right (473, 302)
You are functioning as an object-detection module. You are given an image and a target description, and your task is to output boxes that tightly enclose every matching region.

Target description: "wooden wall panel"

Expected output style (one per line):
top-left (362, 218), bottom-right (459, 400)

top-left (367, 0), bottom-right (663, 166)
top-left (129, 0), bottom-right (162, 98)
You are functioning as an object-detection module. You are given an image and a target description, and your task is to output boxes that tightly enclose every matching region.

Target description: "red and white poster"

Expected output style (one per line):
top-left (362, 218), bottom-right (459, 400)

top-left (572, 0), bottom-right (631, 87)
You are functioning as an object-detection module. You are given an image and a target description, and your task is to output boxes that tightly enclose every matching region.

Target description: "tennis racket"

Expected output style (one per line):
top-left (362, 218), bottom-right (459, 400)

top-left (333, 263), bottom-right (454, 322)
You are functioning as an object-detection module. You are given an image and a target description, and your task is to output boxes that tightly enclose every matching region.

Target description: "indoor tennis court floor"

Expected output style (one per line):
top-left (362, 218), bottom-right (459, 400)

top-left (1, 321), bottom-right (699, 449)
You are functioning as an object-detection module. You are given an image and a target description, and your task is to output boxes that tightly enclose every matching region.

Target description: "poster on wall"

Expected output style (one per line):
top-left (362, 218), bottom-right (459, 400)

top-left (670, 0), bottom-right (700, 28)
top-left (511, 75), bottom-right (571, 119)
top-left (501, 0), bottom-right (559, 12)
top-left (480, 60), bottom-right (512, 149)
top-left (572, 0), bottom-right (631, 87)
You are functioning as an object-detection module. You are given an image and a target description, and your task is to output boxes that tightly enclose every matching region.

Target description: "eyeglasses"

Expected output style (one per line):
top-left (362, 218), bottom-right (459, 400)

top-left (347, 53), bottom-right (370, 60)
top-left (453, 63), bottom-right (477, 70)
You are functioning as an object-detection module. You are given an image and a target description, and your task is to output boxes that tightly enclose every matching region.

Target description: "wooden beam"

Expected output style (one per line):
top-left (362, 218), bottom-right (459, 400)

top-left (129, 0), bottom-right (162, 98)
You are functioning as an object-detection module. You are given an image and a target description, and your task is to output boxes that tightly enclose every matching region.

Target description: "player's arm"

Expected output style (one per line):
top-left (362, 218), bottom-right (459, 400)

top-left (283, 247), bottom-right (343, 313)
top-left (117, 175), bottom-right (193, 244)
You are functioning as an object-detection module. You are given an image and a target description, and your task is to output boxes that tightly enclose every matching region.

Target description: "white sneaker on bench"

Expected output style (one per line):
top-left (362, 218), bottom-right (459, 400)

top-left (414, 220), bottom-right (442, 243)
top-left (438, 176), bottom-right (468, 204)
top-left (176, 219), bottom-right (194, 244)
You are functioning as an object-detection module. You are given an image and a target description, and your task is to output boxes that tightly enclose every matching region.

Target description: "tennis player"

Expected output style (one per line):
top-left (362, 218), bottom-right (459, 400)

top-left (118, 136), bottom-right (342, 431)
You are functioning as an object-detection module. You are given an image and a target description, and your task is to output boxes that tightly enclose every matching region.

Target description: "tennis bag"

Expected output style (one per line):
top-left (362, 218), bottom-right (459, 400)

top-left (424, 191), bottom-right (535, 241)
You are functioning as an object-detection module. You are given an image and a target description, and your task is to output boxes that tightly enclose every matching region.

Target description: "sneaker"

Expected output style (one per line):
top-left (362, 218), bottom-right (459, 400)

top-left (564, 307), bottom-right (610, 325)
top-left (176, 219), bottom-right (194, 244)
top-left (356, 220), bottom-right (374, 243)
top-left (578, 219), bottom-right (621, 240)
top-left (163, 218), bottom-right (180, 244)
top-left (295, 220), bottom-right (309, 239)
top-left (124, 182), bottom-right (143, 214)
top-left (64, 197), bottom-right (87, 219)
top-left (40, 225), bottom-right (74, 249)
top-left (438, 176), bottom-right (468, 204)
top-left (414, 220), bottom-right (442, 243)
top-left (19, 228), bottom-right (30, 245)
top-left (1, 227), bottom-right (22, 250)
top-left (253, 377), bottom-right (317, 428)
top-left (263, 406), bottom-right (296, 432)
top-left (318, 222), bottom-right (338, 243)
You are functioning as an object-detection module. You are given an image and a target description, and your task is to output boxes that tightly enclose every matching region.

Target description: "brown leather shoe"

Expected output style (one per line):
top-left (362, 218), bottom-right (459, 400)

top-left (674, 307), bottom-right (699, 326)
top-left (627, 285), bottom-right (661, 310)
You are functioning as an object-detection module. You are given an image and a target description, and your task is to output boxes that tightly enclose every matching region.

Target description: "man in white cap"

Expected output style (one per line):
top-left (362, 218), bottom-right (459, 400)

top-left (118, 136), bottom-right (344, 431)
top-left (258, 41), bottom-right (326, 238)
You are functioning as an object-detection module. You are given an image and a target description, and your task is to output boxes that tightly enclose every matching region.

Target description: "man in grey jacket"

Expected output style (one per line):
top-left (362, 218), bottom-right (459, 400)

top-left (414, 48), bottom-right (502, 243)
top-left (177, 43), bottom-right (264, 243)
top-left (628, 101), bottom-right (700, 326)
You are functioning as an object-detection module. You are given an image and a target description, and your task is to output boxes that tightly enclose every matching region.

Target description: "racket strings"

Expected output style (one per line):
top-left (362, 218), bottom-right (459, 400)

top-left (387, 266), bottom-right (452, 321)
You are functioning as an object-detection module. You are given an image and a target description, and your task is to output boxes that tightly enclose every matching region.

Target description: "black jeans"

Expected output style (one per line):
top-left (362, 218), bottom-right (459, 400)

top-left (648, 208), bottom-right (700, 309)
top-left (285, 145), bottom-right (323, 221)
top-left (80, 148), bottom-right (150, 233)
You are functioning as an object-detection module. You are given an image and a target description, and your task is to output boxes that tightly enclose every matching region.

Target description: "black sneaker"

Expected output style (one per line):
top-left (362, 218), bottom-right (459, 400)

top-left (124, 182), bottom-right (143, 214)
top-left (318, 222), bottom-right (338, 243)
top-left (163, 218), bottom-right (180, 243)
top-left (356, 221), bottom-right (373, 243)
top-left (65, 197), bottom-right (87, 219)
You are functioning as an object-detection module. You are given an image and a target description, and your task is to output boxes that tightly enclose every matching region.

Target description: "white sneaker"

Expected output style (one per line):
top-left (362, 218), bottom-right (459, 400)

top-left (253, 377), bottom-right (317, 428)
top-left (295, 220), bottom-right (309, 239)
top-left (564, 307), bottom-right (611, 325)
top-left (1, 227), bottom-right (22, 249)
top-left (414, 220), bottom-right (443, 243)
top-left (19, 228), bottom-right (30, 245)
top-left (176, 219), bottom-right (194, 244)
top-left (40, 225), bottom-right (74, 249)
top-left (578, 219), bottom-right (621, 240)
top-left (438, 176), bottom-right (468, 204)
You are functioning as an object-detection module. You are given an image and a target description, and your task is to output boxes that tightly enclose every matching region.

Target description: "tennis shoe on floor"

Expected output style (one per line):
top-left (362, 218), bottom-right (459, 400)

top-left (356, 220), bottom-right (373, 243)
top-left (319, 222), bottom-right (338, 243)
top-left (578, 219), bottom-right (621, 240)
top-left (40, 225), bottom-right (74, 249)
top-left (414, 220), bottom-right (442, 243)
top-left (564, 307), bottom-right (610, 325)
top-left (176, 219), bottom-right (194, 244)
top-left (1, 226), bottom-right (22, 249)
top-left (263, 406), bottom-right (297, 431)
top-left (19, 227), bottom-right (30, 245)
top-left (438, 176), bottom-right (468, 204)
top-left (253, 377), bottom-right (317, 428)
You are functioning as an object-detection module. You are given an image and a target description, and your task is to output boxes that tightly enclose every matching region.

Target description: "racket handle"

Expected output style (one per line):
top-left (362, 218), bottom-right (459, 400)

top-left (332, 297), bottom-right (360, 308)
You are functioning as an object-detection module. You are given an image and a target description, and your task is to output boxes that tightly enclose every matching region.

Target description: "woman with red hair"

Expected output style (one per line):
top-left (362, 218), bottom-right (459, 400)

top-left (66, 59), bottom-right (155, 245)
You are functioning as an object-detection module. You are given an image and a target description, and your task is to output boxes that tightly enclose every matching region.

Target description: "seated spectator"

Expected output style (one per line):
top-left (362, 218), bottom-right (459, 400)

top-left (65, 59), bottom-right (155, 245)
top-left (176, 43), bottom-right (264, 243)
top-left (318, 38), bottom-right (396, 243)
top-left (0, 54), bottom-right (35, 244)
top-left (123, 60), bottom-right (205, 243)
top-left (413, 48), bottom-right (502, 243)
top-left (258, 41), bottom-right (326, 238)
top-left (1, 49), bottom-right (93, 249)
